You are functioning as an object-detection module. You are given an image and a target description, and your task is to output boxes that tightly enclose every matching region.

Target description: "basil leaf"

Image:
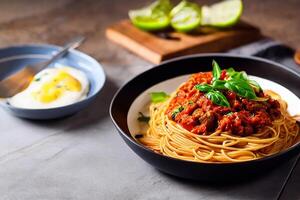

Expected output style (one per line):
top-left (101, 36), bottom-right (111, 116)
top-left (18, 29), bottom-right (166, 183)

top-left (150, 92), bottom-right (170, 103)
top-left (226, 68), bottom-right (248, 81)
top-left (240, 71), bottom-right (248, 80)
top-left (137, 112), bottom-right (150, 123)
top-left (249, 79), bottom-right (262, 92)
top-left (212, 60), bottom-right (221, 81)
top-left (234, 72), bottom-right (246, 80)
top-left (195, 84), bottom-right (213, 92)
top-left (224, 79), bottom-right (257, 99)
top-left (226, 67), bottom-right (262, 94)
top-left (212, 80), bottom-right (226, 90)
top-left (172, 106), bottom-right (184, 119)
top-left (206, 91), bottom-right (230, 107)
top-left (226, 67), bottom-right (236, 76)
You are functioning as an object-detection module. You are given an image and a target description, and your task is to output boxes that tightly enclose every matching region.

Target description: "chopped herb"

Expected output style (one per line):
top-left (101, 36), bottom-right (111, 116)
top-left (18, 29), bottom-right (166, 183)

top-left (137, 112), bottom-right (150, 123)
top-left (34, 77), bottom-right (41, 82)
top-left (150, 92), bottom-right (170, 103)
top-left (135, 134), bottom-right (144, 139)
top-left (226, 112), bottom-right (234, 116)
top-left (171, 106), bottom-right (184, 119)
top-left (188, 100), bottom-right (194, 105)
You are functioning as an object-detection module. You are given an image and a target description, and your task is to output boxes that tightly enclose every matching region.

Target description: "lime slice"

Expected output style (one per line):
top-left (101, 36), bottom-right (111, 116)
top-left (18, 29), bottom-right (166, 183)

top-left (129, 10), bottom-right (170, 31)
top-left (201, 0), bottom-right (243, 28)
top-left (129, 0), bottom-right (172, 31)
top-left (170, 1), bottom-right (202, 32)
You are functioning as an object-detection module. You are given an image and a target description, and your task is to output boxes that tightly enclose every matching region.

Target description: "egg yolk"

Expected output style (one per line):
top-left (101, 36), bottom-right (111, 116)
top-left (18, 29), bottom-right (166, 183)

top-left (32, 70), bottom-right (82, 103)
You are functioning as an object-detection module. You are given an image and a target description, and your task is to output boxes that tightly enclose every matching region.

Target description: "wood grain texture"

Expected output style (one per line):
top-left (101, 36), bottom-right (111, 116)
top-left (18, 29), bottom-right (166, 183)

top-left (106, 20), bottom-right (262, 64)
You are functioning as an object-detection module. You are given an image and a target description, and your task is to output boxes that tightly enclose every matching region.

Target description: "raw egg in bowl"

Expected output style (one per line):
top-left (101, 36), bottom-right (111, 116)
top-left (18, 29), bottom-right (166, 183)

top-left (0, 44), bottom-right (105, 119)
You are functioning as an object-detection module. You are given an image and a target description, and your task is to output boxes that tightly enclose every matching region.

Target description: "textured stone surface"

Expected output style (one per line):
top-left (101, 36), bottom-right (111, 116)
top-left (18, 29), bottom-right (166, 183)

top-left (0, 1), bottom-right (299, 200)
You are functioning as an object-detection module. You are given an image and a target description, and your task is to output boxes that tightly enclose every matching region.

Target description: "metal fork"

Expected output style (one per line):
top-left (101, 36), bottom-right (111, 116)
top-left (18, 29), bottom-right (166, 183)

top-left (0, 36), bottom-right (85, 98)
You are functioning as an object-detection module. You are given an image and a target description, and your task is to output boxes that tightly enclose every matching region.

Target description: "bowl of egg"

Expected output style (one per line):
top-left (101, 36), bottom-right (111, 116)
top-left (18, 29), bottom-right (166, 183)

top-left (0, 44), bottom-right (105, 119)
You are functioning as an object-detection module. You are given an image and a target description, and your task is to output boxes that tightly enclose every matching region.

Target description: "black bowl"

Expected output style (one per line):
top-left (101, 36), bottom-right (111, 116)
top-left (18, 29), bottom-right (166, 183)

top-left (110, 54), bottom-right (300, 181)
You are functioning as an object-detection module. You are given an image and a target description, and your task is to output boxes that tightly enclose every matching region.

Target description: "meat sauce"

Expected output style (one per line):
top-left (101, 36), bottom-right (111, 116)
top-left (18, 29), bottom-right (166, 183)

top-left (165, 71), bottom-right (281, 136)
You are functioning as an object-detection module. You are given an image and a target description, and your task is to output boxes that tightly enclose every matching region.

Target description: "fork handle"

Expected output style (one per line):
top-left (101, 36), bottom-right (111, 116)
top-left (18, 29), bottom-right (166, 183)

top-left (38, 36), bottom-right (85, 70)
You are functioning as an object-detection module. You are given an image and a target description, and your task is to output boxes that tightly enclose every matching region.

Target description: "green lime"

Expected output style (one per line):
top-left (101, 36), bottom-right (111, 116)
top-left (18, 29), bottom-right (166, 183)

top-left (129, 0), bottom-right (172, 31)
top-left (201, 0), bottom-right (243, 28)
top-left (170, 1), bottom-right (202, 32)
top-left (129, 10), bottom-right (170, 31)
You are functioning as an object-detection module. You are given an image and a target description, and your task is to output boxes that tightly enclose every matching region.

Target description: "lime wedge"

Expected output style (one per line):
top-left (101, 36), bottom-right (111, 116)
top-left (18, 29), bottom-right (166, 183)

top-left (129, 0), bottom-right (172, 31)
top-left (170, 1), bottom-right (202, 32)
top-left (201, 0), bottom-right (243, 28)
top-left (129, 10), bottom-right (170, 31)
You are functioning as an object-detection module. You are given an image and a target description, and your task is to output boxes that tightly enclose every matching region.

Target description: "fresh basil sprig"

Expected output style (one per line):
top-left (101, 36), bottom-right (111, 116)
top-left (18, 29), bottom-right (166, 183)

top-left (195, 60), bottom-right (267, 107)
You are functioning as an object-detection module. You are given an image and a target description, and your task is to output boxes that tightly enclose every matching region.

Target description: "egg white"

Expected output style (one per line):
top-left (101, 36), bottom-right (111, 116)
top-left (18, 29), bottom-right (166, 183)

top-left (8, 66), bottom-right (89, 109)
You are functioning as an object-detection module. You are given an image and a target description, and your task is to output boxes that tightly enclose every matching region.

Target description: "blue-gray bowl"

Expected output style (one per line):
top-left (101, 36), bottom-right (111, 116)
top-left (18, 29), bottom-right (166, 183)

top-left (0, 44), bottom-right (106, 120)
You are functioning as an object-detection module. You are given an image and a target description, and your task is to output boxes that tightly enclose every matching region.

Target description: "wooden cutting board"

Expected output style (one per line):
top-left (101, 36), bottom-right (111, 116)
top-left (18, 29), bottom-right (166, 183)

top-left (106, 20), bottom-right (262, 64)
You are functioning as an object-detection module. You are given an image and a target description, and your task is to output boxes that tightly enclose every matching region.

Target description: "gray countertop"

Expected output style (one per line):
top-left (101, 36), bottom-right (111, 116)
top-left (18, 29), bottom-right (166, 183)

top-left (0, 1), bottom-right (299, 200)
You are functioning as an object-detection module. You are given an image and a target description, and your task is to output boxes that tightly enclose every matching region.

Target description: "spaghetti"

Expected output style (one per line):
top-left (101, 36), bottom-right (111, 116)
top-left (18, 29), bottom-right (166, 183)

top-left (136, 65), bottom-right (299, 163)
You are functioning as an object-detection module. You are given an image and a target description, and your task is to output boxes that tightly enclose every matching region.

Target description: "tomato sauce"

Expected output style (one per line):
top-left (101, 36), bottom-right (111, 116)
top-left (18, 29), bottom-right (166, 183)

top-left (165, 71), bottom-right (281, 136)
